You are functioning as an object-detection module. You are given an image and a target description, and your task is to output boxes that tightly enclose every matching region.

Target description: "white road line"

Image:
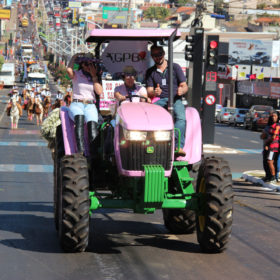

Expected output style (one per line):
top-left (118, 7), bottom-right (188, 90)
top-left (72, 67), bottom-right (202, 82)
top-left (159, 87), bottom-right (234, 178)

top-left (216, 132), bottom-right (222, 135)
top-left (250, 140), bottom-right (259, 144)
top-left (232, 136), bottom-right (239, 139)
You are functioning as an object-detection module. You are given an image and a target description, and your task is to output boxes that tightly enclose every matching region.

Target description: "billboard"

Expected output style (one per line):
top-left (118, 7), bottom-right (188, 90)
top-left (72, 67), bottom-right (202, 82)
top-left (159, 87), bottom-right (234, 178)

top-left (228, 39), bottom-right (272, 67)
top-left (272, 41), bottom-right (280, 67)
top-left (0, 9), bottom-right (11, 20)
top-left (69, 1), bottom-right (82, 8)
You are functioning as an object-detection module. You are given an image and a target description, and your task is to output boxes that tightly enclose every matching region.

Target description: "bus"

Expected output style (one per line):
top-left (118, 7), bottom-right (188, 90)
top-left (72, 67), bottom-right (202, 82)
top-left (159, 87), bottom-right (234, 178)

top-left (0, 63), bottom-right (15, 87)
top-left (21, 16), bottom-right (29, 27)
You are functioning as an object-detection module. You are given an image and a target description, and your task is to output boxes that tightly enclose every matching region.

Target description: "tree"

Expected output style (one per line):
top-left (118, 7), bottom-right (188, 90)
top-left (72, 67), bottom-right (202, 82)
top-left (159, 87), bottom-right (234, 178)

top-left (0, 55), bottom-right (4, 71)
top-left (257, 3), bottom-right (267, 9)
top-left (143, 7), bottom-right (170, 22)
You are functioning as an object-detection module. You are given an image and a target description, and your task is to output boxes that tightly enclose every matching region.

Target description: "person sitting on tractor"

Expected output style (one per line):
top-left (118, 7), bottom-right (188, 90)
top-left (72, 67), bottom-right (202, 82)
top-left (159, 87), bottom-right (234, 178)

top-left (145, 45), bottom-right (188, 157)
top-left (114, 65), bottom-right (148, 104)
top-left (66, 53), bottom-right (103, 154)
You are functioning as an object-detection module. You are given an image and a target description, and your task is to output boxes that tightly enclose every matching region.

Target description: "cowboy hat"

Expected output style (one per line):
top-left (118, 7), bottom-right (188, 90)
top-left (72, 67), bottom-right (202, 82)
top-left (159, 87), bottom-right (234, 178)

top-left (122, 65), bottom-right (137, 76)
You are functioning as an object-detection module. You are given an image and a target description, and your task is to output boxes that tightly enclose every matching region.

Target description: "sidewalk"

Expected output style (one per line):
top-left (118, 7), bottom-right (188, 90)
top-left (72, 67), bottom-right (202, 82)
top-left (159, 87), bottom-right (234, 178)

top-left (242, 170), bottom-right (280, 192)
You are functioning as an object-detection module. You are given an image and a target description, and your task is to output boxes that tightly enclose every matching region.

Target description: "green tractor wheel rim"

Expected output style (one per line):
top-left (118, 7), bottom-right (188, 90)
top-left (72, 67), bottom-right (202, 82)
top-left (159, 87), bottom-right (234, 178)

top-left (198, 177), bottom-right (206, 232)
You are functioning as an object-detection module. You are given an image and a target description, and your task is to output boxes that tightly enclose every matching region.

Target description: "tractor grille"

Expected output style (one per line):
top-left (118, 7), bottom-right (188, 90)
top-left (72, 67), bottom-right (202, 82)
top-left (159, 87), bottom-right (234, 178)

top-left (119, 127), bottom-right (172, 171)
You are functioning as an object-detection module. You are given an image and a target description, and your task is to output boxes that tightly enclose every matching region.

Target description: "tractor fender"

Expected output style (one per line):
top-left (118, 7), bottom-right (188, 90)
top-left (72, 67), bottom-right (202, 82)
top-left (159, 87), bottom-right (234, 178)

top-left (176, 107), bottom-right (202, 164)
top-left (60, 107), bottom-right (90, 156)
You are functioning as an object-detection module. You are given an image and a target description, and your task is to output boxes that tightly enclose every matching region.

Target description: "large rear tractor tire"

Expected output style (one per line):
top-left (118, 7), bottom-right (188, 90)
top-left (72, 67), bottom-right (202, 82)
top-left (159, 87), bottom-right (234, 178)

top-left (196, 157), bottom-right (233, 253)
top-left (163, 162), bottom-right (200, 234)
top-left (58, 154), bottom-right (90, 252)
top-left (54, 125), bottom-right (64, 231)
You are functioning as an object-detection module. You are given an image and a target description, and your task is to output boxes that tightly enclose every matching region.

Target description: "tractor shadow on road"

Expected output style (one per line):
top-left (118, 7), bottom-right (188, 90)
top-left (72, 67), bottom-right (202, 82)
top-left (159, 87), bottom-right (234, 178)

top-left (88, 213), bottom-right (201, 254)
top-left (0, 212), bottom-right (61, 253)
top-left (0, 201), bottom-right (64, 253)
top-left (0, 203), bottom-right (201, 254)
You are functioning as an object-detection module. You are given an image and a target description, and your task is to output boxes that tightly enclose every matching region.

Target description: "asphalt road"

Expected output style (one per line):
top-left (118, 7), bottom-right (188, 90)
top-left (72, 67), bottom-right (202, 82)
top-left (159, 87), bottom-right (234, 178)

top-left (208, 123), bottom-right (263, 175)
top-left (0, 84), bottom-right (280, 280)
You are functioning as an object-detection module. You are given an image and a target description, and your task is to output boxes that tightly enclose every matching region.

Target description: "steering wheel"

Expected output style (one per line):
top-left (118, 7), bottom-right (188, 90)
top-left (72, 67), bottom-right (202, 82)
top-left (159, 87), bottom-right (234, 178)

top-left (119, 94), bottom-right (148, 105)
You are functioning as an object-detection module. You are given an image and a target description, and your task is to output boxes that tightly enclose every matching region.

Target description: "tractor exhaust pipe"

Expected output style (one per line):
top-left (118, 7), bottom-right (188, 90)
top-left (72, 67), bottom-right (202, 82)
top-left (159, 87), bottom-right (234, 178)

top-left (168, 29), bottom-right (177, 120)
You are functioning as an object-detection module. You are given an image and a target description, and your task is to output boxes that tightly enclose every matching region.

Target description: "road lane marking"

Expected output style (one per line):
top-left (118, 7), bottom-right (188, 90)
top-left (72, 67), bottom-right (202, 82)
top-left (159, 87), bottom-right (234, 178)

top-left (232, 136), bottom-right (239, 139)
top-left (250, 140), bottom-right (259, 144)
top-left (0, 164), bottom-right (53, 172)
top-left (0, 141), bottom-right (47, 146)
top-left (216, 132), bottom-right (222, 135)
top-left (9, 130), bottom-right (40, 135)
top-left (238, 149), bottom-right (261, 154)
top-left (232, 172), bottom-right (243, 179)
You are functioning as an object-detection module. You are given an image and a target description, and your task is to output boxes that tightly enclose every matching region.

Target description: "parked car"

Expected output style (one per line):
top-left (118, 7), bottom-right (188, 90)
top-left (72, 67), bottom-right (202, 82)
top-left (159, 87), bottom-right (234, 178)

top-left (228, 108), bottom-right (249, 126)
top-left (216, 107), bottom-right (235, 123)
top-left (243, 105), bottom-right (273, 130)
top-left (251, 52), bottom-right (270, 65)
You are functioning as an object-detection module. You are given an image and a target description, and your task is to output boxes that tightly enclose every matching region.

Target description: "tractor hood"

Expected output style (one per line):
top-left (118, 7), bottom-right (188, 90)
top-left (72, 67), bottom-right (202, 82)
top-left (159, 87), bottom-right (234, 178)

top-left (117, 102), bottom-right (173, 131)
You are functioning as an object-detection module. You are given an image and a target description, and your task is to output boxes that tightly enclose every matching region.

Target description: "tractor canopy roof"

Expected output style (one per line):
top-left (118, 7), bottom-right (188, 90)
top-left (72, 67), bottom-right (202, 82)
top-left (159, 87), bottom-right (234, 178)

top-left (85, 28), bottom-right (181, 43)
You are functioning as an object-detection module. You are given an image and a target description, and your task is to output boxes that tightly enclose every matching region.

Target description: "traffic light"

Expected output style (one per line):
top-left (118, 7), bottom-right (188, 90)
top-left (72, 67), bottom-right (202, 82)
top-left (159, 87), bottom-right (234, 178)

top-left (185, 35), bottom-right (195, 61)
top-left (185, 33), bottom-right (203, 61)
top-left (206, 35), bottom-right (219, 71)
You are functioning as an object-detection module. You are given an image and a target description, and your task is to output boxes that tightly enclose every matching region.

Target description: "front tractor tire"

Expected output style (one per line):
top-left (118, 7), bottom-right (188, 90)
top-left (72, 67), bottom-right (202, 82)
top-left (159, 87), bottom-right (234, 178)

top-left (162, 163), bottom-right (200, 234)
top-left (58, 154), bottom-right (90, 253)
top-left (196, 157), bottom-right (233, 253)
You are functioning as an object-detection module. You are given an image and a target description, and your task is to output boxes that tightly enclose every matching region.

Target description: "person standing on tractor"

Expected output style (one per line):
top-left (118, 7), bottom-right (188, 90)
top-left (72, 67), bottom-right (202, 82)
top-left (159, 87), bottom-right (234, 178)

top-left (145, 45), bottom-right (188, 157)
top-left (66, 53), bottom-right (103, 154)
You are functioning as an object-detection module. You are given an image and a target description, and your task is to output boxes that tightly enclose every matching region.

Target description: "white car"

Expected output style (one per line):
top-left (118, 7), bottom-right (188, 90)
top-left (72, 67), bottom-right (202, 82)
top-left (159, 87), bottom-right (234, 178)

top-left (216, 107), bottom-right (236, 123)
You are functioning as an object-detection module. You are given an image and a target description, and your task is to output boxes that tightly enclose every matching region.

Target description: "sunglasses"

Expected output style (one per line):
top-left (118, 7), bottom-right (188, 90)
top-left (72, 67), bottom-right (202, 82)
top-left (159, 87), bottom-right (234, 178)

top-left (123, 73), bottom-right (136, 77)
top-left (151, 52), bottom-right (164, 58)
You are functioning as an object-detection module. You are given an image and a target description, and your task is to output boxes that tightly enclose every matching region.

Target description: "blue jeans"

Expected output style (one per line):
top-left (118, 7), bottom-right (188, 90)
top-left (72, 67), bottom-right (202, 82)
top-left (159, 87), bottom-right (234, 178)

top-left (155, 97), bottom-right (186, 148)
top-left (68, 102), bottom-right (98, 123)
top-left (276, 155), bottom-right (280, 179)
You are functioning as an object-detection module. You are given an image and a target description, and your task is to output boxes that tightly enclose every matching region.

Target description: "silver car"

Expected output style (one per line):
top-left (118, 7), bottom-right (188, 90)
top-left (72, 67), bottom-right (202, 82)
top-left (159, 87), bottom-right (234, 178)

top-left (216, 107), bottom-right (235, 123)
top-left (228, 108), bottom-right (249, 126)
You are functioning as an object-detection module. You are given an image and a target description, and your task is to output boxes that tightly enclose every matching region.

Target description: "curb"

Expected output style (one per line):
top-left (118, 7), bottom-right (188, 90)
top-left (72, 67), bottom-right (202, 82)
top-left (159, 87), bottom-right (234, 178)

top-left (242, 170), bottom-right (280, 192)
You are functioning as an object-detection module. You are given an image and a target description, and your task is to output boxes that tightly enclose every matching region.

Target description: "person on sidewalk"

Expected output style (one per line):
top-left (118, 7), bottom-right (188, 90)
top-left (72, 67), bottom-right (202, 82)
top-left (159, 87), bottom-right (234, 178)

top-left (66, 53), bottom-right (103, 155)
top-left (261, 111), bottom-right (280, 183)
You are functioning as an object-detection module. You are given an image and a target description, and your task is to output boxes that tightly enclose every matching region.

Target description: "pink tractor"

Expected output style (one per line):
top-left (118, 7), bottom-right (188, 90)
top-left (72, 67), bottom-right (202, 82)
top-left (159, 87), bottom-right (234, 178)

top-left (53, 29), bottom-right (233, 253)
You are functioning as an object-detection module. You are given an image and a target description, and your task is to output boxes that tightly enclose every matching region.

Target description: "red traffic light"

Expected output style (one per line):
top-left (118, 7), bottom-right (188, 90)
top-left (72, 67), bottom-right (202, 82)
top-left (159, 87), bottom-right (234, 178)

top-left (209, 40), bottom-right (218, 49)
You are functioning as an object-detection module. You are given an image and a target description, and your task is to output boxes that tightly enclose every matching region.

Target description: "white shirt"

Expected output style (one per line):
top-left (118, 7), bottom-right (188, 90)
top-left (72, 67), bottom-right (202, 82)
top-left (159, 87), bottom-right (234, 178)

top-left (56, 93), bottom-right (63, 100)
top-left (25, 84), bottom-right (32, 90)
top-left (45, 91), bottom-right (51, 97)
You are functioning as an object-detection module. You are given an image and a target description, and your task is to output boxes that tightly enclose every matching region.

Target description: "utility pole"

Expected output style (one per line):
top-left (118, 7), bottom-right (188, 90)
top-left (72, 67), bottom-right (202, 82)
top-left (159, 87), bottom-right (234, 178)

top-left (126, 0), bottom-right (132, 28)
top-left (186, 1), bottom-right (205, 111)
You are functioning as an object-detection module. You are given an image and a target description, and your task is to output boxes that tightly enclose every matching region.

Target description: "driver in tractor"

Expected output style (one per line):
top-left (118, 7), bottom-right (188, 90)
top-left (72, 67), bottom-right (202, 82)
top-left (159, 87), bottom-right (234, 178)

top-left (146, 45), bottom-right (188, 157)
top-left (66, 53), bottom-right (103, 154)
top-left (114, 65), bottom-right (148, 104)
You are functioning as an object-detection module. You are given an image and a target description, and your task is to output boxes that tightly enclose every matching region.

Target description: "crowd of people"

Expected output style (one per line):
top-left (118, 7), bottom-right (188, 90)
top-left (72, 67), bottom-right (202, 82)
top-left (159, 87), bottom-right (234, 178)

top-left (6, 82), bottom-right (73, 126)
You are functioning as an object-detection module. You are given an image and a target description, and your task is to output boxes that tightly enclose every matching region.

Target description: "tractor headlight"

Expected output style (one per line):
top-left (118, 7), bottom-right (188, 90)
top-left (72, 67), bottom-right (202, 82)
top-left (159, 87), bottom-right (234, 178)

top-left (123, 128), bottom-right (147, 141)
top-left (154, 130), bottom-right (171, 141)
